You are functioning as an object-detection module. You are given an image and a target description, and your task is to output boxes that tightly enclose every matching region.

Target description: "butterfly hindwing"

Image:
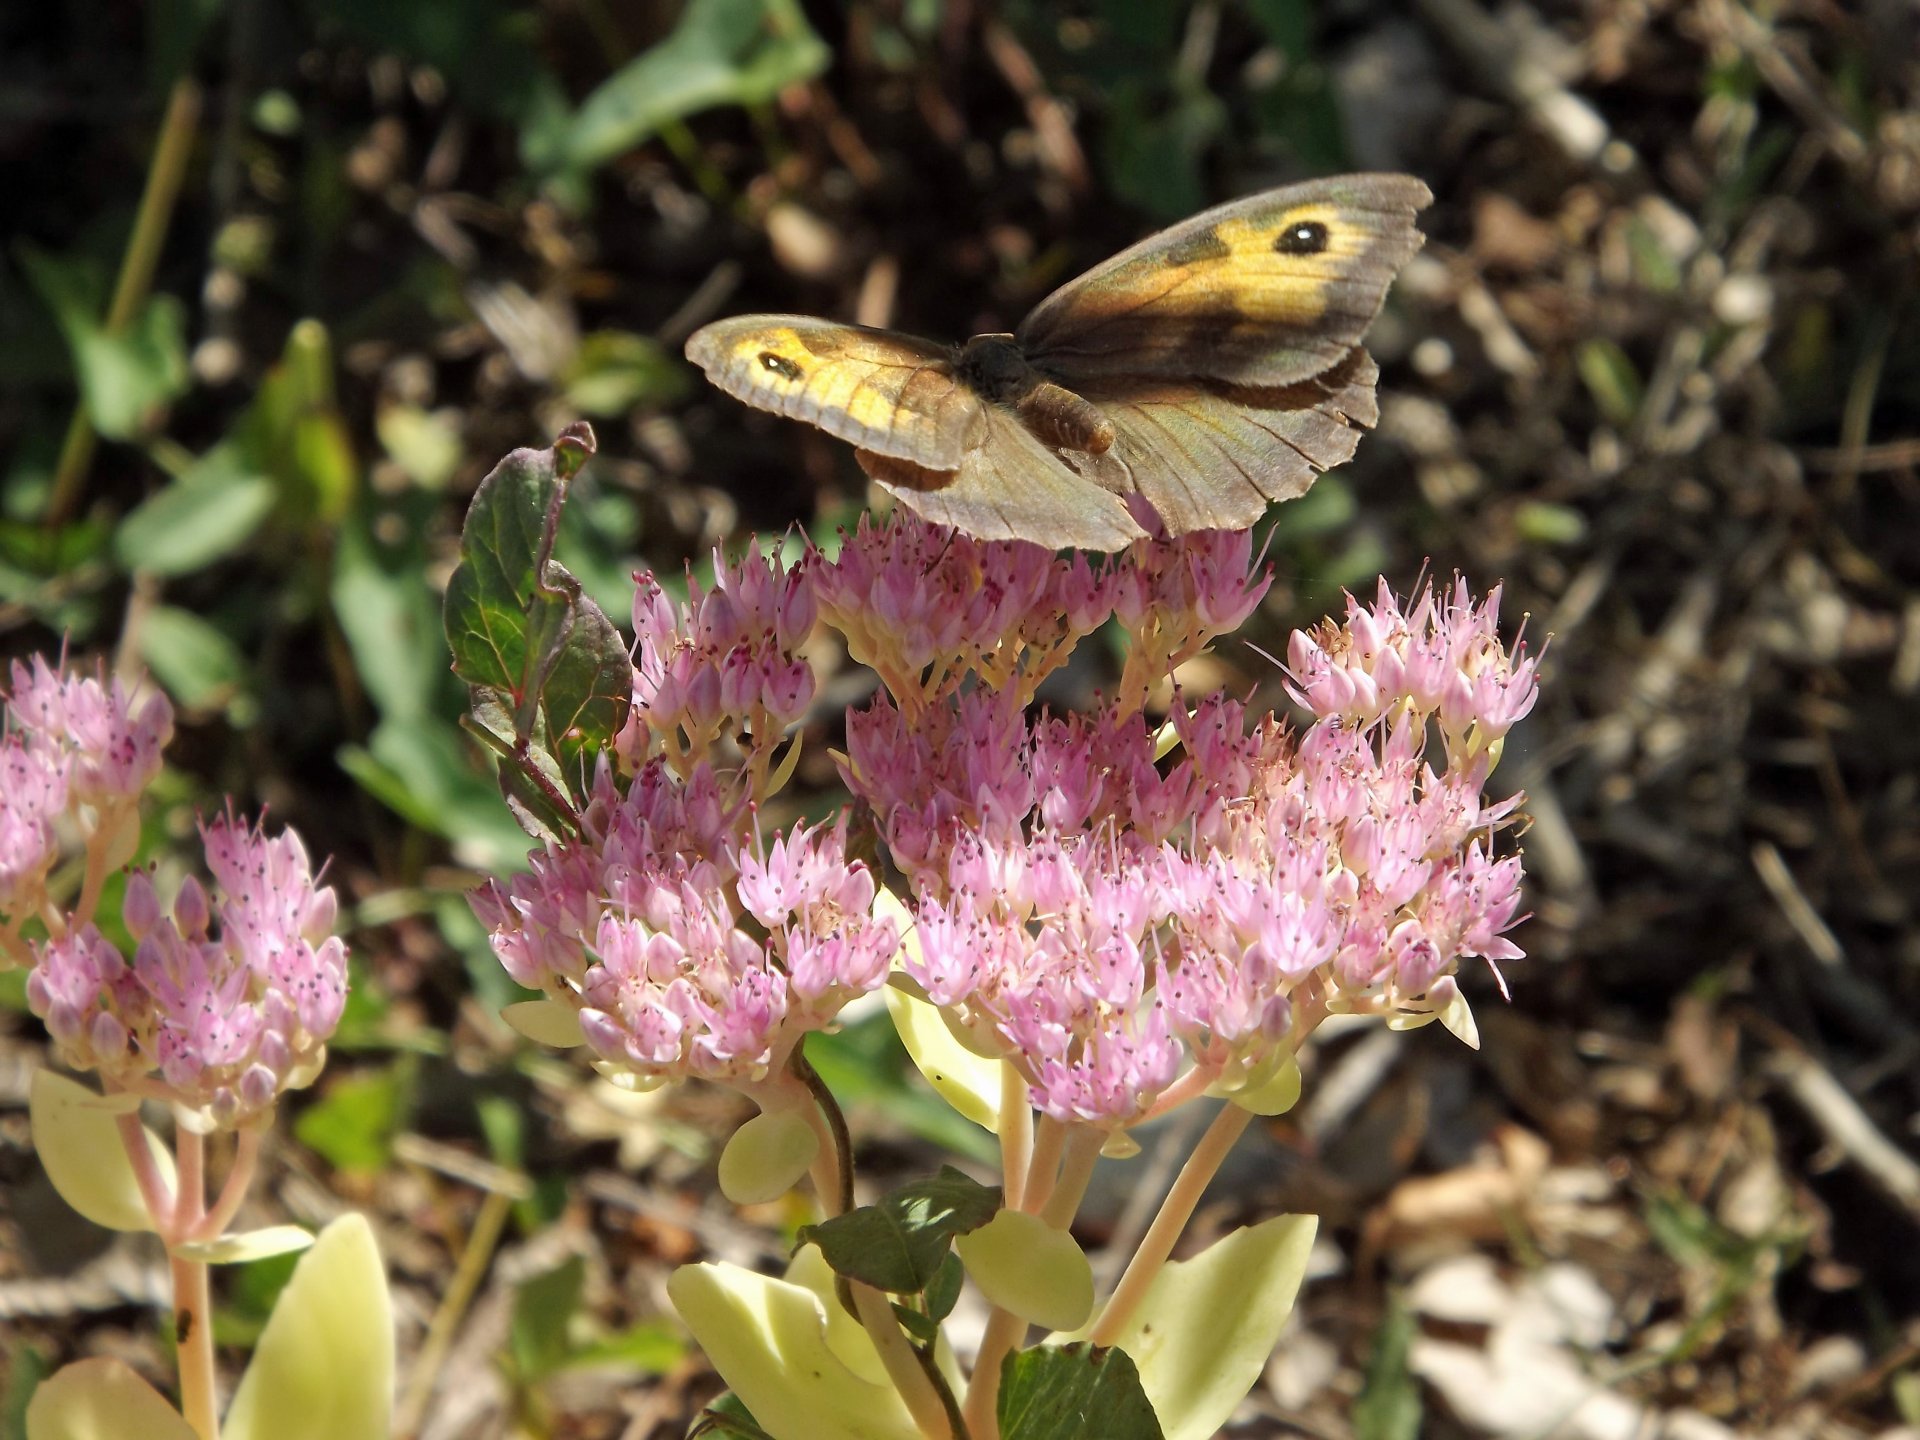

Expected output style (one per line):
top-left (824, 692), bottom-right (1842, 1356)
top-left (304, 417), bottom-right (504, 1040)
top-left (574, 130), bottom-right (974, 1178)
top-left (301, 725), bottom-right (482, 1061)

top-left (1068, 350), bottom-right (1381, 536)
top-left (685, 316), bottom-right (986, 469)
top-left (1017, 174), bottom-right (1430, 390)
top-left (858, 410), bottom-right (1145, 551)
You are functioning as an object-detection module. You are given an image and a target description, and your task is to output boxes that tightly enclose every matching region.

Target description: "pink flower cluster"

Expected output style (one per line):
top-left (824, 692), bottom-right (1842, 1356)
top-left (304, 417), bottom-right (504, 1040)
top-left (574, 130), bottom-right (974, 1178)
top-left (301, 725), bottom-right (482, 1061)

top-left (855, 571), bottom-right (1537, 1127)
top-left (0, 658), bottom-right (174, 930)
top-left (618, 544), bottom-right (816, 782)
top-left (811, 515), bottom-right (1116, 707)
top-left (477, 511), bottom-right (1538, 1128)
top-left (1286, 576), bottom-right (1541, 758)
top-left (471, 762), bottom-right (898, 1087)
top-left (26, 814), bottom-right (349, 1127)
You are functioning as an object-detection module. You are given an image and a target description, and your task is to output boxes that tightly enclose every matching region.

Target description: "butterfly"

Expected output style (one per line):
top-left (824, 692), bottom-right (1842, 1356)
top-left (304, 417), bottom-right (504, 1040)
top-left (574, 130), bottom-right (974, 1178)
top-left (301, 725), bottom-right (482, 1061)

top-left (685, 173), bottom-right (1432, 551)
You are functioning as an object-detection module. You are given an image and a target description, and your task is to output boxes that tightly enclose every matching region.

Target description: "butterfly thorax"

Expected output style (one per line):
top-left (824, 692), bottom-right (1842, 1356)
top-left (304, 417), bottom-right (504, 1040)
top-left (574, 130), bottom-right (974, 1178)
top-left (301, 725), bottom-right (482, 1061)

top-left (959, 333), bottom-right (1115, 456)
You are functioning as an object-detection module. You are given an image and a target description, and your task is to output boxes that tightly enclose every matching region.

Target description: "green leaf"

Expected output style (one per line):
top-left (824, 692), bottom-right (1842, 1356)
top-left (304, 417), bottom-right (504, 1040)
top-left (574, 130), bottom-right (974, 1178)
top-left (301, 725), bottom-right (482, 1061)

top-left (113, 442), bottom-right (276, 577)
top-left (998, 1344), bottom-right (1163, 1440)
top-left (955, 1210), bottom-right (1093, 1333)
top-left (809, 1010), bottom-right (999, 1164)
top-left (375, 404), bottom-right (463, 490)
top-left (667, 1262), bottom-right (919, 1440)
top-left (331, 508), bottom-right (445, 725)
top-left (25, 1359), bottom-right (198, 1440)
top-left (443, 425), bottom-right (629, 794)
top-left (73, 299), bottom-right (192, 440)
top-left (338, 717), bottom-right (538, 870)
top-left (560, 1319), bottom-right (685, 1374)
top-left (691, 1393), bottom-right (775, 1440)
top-left (883, 897), bottom-right (1005, 1136)
top-left (1064, 1214), bottom-right (1316, 1440)
top-left (717, 1108), bottom-right (820, 1206)
top-left (135, 605), bottom-right (247, 711)
top-left (511, 1255), bottom-right (585, 1383)
top-left (4, 1338), bottom-right (49, 1440)
top-left (562, 331), bottom-right (690, 417)
top-left (798, 1166), bottom-right (1000, 1296)
top-left (1514, 501), bottom-right (1589, 546)
top-left (292, 1067), bottom-right (404, 1174)
top-left (543, 0), bottom-right (829, 176)
top-left (923, 1252), bottom-right (963, 1326)
top-left (28, 1070), bottom-right (173, 1234)
top-left (1352, 1295), bottom-right (1421, 1440)
top-left (500, 999), bottom-right (585, 1048)
top-left (1576, 338), bottom-right (1644, 427)
top-left (222, 1214), bottom-right (393, 1440)
top-left (172, 1225), bottom-right (315, 1266)
top-left (17, 248), bottom-right (190, 441)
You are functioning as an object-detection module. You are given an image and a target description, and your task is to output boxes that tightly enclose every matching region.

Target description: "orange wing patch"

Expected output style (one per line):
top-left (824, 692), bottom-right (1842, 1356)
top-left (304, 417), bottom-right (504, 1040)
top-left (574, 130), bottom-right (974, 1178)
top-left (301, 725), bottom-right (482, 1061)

top-left (685, 317), bottom-right (985, 469)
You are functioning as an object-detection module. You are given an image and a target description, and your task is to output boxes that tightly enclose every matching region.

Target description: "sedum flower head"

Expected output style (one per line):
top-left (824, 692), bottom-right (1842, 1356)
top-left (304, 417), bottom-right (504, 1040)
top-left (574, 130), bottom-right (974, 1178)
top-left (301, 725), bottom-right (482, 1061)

top-left (0, 658), bottom-right (175, 939)
top-left (472, 761), bottom-right (899, 1090)
top-left (478, 517), bottom-right (1537, 1128)
top-left (876, 572), bottom-right (1535, 1128)
top-left (5, 656), bottom-right (173, 806)
top-left (811, 512), bottom-right (1116, 710)
top-left (25, 813), bottom-right (348, 1128)
top-left (617, 543), bottom-right (817, 787)
top-left (0, 735), bottom-right (69, 924)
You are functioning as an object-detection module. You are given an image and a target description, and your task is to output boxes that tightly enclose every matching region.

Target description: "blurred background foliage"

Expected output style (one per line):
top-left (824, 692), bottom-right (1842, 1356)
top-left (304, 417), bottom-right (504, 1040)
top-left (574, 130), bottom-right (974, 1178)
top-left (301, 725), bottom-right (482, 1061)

top-left (2, 0), bottom-right (1918, 1436)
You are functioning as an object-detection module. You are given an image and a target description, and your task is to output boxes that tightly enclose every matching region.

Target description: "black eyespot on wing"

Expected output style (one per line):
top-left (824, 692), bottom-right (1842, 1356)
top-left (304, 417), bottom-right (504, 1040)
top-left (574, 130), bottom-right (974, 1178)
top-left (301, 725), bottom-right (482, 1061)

top-left (759, 352), bottom-right (804, 381)
top-left (1272, 221), bottom-right (1329, 256)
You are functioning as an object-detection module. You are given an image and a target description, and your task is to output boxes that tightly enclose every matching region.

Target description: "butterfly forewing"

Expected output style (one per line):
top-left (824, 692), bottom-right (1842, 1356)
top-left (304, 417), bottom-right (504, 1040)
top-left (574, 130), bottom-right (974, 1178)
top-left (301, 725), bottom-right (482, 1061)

top-left (1016, 174), bottom-right (1431, 390)
top-left (685, 316), bottom-right (987, 469)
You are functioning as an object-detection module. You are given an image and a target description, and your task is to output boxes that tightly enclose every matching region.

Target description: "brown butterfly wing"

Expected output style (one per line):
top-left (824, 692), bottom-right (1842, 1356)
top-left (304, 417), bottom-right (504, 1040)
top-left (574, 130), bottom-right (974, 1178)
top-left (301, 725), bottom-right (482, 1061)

top-left (684, 316), bottom-right (986, 468)
top-left (1067, 350), bottom-right (1380, 536)
top-left (858, 409), bottom-right (1146, 551)
top-left (1017, 174), bottom-right (1430, 389)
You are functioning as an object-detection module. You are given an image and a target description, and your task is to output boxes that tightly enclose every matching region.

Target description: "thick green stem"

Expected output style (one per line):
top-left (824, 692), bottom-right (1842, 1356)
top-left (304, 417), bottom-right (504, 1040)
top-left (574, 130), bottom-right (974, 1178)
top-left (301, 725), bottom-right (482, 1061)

top-left (1089, 1103), bottom-right (1251, 1347)
top-left (45, 76), bottom-right (203, 527)
top-left (996, 1065), bottom-right (1032, 1211)
top-left (169, 1127), bottom-right (219, 1439)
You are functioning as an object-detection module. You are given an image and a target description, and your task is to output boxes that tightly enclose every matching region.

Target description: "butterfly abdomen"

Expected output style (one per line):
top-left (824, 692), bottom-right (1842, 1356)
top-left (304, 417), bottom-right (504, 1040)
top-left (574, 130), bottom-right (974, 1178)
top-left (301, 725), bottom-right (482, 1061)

top-left (1016, 383), bottom-right (1115, 455)
top-left (958, 333), bottom-right (1114, 456)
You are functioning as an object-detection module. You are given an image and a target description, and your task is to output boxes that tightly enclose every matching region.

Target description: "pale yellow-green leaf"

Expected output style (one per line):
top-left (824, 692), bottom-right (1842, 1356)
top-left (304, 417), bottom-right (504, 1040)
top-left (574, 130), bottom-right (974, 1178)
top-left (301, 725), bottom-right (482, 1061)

top-left (1219, 1053), bottom-right (1302, 1117)
top-left (29, 1069), bottom-right (173, 1233)
top-left (172, 1224), bottom-right (315, 1265)
top-left (955, 1209), bottom-right (1093, 1333)
top-left (718, 1108), bottom-right (819, 1205)
top-left (26, 1358), bottom-right (199, 1440)
top-left (668, 1262), bottom-right (920, 1440)
top-left (222, 1214), bottom-right (393, 1440)
top-left (1438, 988), bottom-right (1481, 1049)
top-left (786, 1244), bottom-right (890, 1386)
top-left (500, 998), bottom-right (586, 1048)
top-left (1070, 1214), bottom-right (1317, 1440)
top-left (884, 981), bottom-right (1003, 1134)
